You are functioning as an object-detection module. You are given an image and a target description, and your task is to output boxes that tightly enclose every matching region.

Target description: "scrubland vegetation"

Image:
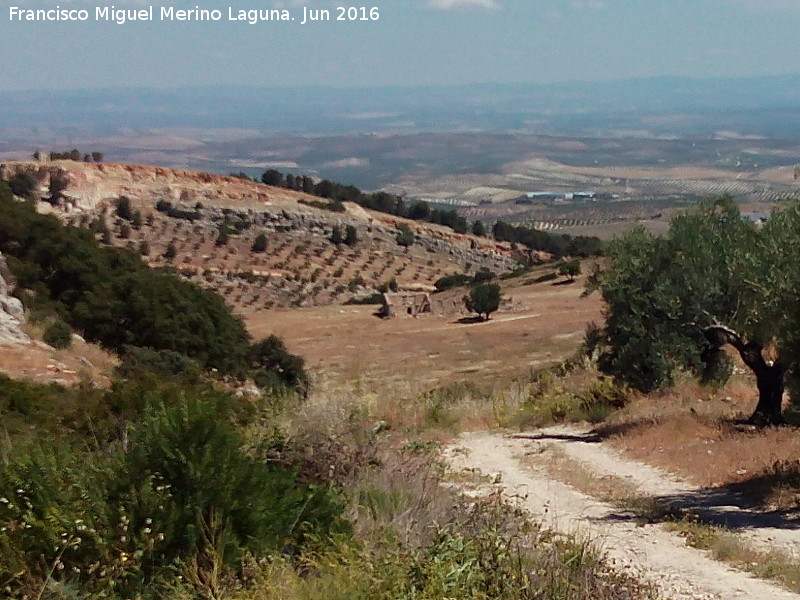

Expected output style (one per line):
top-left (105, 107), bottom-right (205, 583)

top-left (0, 363), bottom-right (662, 600)
top-left (9, 157), bottom-right (800, 600)
top-left (0, 176), bottom-right (655, 599)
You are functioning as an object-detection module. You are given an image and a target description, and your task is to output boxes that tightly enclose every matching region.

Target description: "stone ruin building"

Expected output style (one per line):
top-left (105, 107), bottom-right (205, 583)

top-left (380, 291), bottom-right (432, 318)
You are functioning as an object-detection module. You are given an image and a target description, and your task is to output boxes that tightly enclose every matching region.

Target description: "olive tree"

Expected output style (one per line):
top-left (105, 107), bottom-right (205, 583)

top-left (590, 198), bottom-right (800, 425)
top-left (464, 283), bottom-right (502, 321)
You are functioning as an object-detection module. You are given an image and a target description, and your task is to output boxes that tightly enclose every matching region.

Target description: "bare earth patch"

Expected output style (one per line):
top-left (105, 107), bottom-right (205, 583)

top-left (0, 336), bottom-right (116, 386)
top-left (595, 380), bottom-right (800, 510)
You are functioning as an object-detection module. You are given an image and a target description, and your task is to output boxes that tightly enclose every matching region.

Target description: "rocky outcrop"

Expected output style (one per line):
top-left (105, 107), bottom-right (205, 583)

top-left (0, 160), bottom-right (281, 213)
top-left (0, 253), bottom-right (30, 346)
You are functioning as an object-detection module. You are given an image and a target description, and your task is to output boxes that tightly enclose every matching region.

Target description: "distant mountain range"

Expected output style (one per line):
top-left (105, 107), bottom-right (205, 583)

top-left (4, 75), bottom-right (800, 137)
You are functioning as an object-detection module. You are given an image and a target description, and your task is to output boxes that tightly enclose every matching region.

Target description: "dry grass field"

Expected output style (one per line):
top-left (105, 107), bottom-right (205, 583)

top-left (245, 271), bottom-right (602, 392)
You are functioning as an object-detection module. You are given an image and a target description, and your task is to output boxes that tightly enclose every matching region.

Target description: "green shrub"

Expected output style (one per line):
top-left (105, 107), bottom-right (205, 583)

top-left (471, 268), bottom-right (496, 284)
top-left (513, 370), bottom-right (627, 428)
top-left (116, 394), bottom-right (348, 569)
top-left (435, 273), bottom-right (471, 292)
top-left (0, 442), bottom-right (119, 597)
top-left (344, 293), bottom-right (383, 305)
top-left (0, 197), bottom-right (252, 374)
top-left (499, 265), bottom-right (530, 280)
top-left (115, 345), bottom-right (200, 380)
top-left (396, 224), bottom-right (414, 247)
top-left (8, 173), bottom-right (35, 199)
top-left (250, 335), bottom-right (309, 394)
top-left (43, 319), bottom-right (72, 349)
top-left (252, 232), bottom-right (268, 253)
top-left (115, 196), bottom-right (133, 221)
top-left (0, 380), bottom-right (349, 598)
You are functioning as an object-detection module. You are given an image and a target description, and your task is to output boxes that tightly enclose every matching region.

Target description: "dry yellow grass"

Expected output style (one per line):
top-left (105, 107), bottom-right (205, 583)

top-left (597, 374), bottom-right (800, 507)
top-left (1, 321), bottom-right (117, 386)
top-left (245, 273), bottom-right (601, 392)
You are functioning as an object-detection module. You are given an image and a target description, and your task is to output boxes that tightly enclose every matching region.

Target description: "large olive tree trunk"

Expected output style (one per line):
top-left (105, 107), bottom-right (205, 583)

top-left (706, 324), bottom-right (786, 426)
top-left (748, 357), bottom-right (786, 426)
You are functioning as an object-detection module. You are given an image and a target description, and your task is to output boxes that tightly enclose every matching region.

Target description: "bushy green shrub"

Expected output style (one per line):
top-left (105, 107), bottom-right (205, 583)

top-left (250, 335), bottom-right (309, 394)
top-left (396, 224), bottom-right (414, 247)
top-left (0, 378), bottom-right (348, 598)
top-left (0, 197), bottom-right (251, 374)
top-left (116, 394), bottom-right (348, 569)
top-left (343, 293), bottom-right (383, 305)
top-left (435, 273), bottom-right (472, 292)
top-left (43, 319), bottom-right (72, 349)
top-left (252, 232), bottom-right (268, 253)
top-left (513, 369), bottom-right (628, 428)
top-left (115, 345), bottom-right (200, 380)
top-left (471, 268), bottom-right (496, 284)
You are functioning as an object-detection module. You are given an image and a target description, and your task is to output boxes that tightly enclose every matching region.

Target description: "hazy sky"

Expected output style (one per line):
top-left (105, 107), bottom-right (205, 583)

top-left (2, 0), bottom-right (800, 91)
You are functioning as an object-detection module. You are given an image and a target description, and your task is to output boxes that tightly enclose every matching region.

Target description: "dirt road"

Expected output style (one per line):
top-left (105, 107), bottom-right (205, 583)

top-left (445, 429), bottom-right (800, 600)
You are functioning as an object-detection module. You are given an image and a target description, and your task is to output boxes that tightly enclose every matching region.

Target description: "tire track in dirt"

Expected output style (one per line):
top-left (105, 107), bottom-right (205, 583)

top-left (523, 425), bottom-right (800, 558)
top-left (445, 431), bottom-right (800, 600)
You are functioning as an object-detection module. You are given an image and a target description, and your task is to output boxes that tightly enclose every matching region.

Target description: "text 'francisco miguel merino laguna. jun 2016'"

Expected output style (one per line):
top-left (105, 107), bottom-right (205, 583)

top-left (8, 5), bottom-right (381, 25)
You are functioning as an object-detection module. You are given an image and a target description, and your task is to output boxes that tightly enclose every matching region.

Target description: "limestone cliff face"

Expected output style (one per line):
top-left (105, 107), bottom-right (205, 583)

top-left (0, 160), bottom-right (278, 212)
top-left (0, 252), bottom-right (30, 347)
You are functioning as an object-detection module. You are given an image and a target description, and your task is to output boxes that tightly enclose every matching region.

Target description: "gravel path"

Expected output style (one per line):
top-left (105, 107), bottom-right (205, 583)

top-left (445, 430), bottom-right (800, 600)
top-left (522, 425), bottom-right (800, 557)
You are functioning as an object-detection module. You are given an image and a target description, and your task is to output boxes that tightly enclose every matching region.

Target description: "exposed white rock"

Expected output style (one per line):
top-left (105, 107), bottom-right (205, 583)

top-left (0, 252), bottom-right (31, 346)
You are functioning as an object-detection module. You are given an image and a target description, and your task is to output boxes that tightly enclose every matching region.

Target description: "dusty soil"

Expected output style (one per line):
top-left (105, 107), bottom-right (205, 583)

top-left (0, 337), bottom-right (116, 386)
top-left (446, 428), bottom-right (800, 600)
